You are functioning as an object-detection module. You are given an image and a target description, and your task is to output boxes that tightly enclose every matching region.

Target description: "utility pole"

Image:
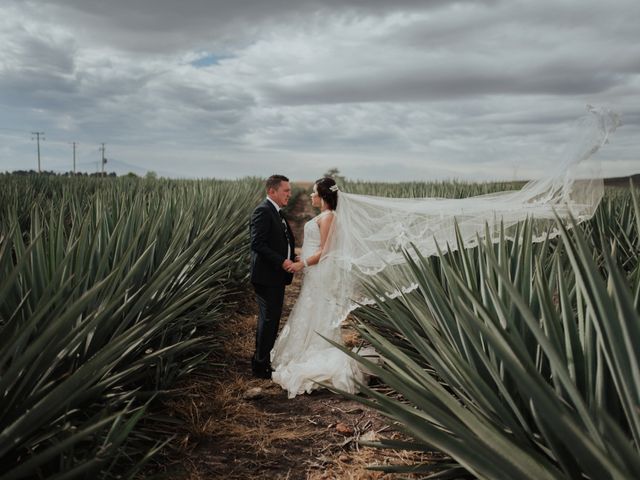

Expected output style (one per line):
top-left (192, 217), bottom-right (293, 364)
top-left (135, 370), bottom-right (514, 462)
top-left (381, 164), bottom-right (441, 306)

top-left (31, 131), bottom-right (45, 172)
top-left (71, 142), bottom-right (77, 173)
top-left (99, 143), bottom-right (106, 177)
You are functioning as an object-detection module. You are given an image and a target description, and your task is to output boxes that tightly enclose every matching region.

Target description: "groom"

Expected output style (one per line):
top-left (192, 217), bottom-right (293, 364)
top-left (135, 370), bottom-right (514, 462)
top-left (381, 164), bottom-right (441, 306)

top-left (249, 174), bottom-right (296, 379)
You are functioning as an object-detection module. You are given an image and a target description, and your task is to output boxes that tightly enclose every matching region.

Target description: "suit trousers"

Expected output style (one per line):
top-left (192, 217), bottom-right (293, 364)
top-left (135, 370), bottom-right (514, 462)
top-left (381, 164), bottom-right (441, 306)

top-left (253, 283), bottom-right (286, 366)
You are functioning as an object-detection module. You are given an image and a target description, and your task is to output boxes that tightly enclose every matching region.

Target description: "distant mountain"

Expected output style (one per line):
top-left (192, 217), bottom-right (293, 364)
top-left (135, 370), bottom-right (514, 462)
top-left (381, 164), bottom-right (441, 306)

top-left (604, 173), bottom-right (640, 187)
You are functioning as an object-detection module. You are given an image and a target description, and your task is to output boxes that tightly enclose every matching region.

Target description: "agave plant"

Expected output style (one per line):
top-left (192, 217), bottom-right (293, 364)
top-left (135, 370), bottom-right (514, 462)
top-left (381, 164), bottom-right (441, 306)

top-left (332, 185), bottom-right (639, 479)
top-left (0, 176), bottom-right (263, 479)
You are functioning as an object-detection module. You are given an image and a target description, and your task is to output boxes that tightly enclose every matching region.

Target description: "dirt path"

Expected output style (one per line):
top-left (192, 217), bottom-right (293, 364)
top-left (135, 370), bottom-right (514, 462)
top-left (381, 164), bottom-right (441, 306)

top-left (151, 191), bottom-right (426, 479)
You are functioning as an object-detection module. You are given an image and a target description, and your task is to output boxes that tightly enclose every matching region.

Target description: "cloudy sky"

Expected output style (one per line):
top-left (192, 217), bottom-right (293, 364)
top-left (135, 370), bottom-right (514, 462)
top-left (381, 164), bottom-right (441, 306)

top-left (0, 0), bottom-right (638, 181)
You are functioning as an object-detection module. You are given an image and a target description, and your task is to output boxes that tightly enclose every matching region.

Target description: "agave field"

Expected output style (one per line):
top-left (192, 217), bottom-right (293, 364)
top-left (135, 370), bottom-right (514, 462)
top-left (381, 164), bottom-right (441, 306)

top-left (1, 174), bottom-right (638, 479)
top-left (0, 175), bottom-right (264, 479)
top-left (336, 181), bottom-right (640, 479)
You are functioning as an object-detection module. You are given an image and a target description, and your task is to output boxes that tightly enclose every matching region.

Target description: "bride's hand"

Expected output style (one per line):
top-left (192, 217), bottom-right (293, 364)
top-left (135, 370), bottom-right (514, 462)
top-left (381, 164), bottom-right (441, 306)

top-left (289, 261), bottom-right (304, 273)
top-left (294, 255), bottom-right (301, 262)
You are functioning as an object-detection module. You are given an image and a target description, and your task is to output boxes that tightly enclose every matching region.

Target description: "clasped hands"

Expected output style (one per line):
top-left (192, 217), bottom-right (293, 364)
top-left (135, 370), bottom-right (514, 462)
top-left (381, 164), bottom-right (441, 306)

top-left (282, 256), bottom-right (304, 274)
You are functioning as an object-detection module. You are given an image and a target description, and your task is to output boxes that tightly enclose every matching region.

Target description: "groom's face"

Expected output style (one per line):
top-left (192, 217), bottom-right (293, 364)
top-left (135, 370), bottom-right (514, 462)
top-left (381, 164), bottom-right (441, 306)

top-left (269, 181), bottom-right (291, 207)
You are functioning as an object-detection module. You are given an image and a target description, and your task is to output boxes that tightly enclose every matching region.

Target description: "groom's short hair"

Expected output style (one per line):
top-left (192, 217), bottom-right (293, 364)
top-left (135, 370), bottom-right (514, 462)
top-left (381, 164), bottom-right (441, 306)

top-left (266, 174), bottom-right (289, 191)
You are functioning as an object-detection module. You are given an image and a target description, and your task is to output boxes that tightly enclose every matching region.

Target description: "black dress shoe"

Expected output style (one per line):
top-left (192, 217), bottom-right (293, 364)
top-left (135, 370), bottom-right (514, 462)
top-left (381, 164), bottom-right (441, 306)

top-left (251, 357), bottom-right (272, 379)
top-left (254, 368), bottom-right (272, 379)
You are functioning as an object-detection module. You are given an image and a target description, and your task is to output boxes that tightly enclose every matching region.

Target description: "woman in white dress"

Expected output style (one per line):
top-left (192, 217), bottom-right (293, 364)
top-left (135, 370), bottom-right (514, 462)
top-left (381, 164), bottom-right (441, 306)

top-left (270, 107), bottom-right (619, 400)
top-left (270, 177), bottom-right (365, 399)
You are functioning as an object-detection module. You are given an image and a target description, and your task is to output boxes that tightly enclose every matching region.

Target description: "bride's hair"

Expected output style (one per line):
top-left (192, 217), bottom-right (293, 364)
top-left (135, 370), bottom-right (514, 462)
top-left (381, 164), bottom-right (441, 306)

top-left (315, 177), bottom-right (338, 210)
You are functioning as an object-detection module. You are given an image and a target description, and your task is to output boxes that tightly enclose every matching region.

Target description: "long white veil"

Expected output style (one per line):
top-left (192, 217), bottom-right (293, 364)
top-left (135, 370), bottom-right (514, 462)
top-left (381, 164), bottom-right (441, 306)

top-left (322, 106), bottom-right (620, 325)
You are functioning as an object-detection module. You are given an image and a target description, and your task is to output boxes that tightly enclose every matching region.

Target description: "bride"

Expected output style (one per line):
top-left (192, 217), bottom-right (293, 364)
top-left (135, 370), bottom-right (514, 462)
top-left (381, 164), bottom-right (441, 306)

top-left (271, 177), bottom-right (365, 398)
top-left (270, 106), bottom-right (619, 399)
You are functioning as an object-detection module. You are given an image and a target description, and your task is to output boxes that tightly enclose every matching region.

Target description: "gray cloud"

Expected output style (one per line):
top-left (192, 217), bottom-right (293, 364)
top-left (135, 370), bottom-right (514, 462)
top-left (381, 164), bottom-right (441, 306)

top-left (23, 0), bottom-right (470, 54)
top-left (261, 68), bottom-right (627, 105)
top-left (0, 0), bottom-right (637, 179)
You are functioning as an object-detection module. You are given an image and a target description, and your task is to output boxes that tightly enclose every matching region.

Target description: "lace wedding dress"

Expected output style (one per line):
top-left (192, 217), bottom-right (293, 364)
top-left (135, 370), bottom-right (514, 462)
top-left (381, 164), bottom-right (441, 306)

top-left (271, 210), bottom-right (365, 399)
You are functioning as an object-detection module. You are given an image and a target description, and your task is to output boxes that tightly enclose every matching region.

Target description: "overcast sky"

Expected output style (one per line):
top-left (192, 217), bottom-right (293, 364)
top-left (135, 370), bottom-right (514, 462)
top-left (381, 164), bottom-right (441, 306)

top-left (0, 0), bottom-right (638, 181)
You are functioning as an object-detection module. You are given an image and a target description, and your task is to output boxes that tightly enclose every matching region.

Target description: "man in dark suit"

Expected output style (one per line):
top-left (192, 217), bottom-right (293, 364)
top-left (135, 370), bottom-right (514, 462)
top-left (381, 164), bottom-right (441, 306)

top-left (250, 174), bottom-right (296, 379)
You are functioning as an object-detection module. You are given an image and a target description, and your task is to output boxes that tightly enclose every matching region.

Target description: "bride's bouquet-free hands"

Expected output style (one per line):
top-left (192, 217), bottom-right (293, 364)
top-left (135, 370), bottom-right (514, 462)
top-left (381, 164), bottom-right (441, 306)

top-left (287, 260), bottom-right (305, 273)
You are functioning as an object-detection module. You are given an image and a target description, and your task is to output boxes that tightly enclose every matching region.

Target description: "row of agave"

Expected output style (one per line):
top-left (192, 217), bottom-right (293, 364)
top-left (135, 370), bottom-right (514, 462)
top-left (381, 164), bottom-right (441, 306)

top-left (343, 178), bottom-right (526, 199)
top-left (0, 175), bottom-right (264, 479)
top-left (338, 184), bottom-right (639, 479)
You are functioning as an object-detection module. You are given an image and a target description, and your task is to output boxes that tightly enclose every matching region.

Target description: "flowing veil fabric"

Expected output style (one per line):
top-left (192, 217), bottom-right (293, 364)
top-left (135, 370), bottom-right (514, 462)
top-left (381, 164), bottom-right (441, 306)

top-left (322, 106), bottom-right (620, 327)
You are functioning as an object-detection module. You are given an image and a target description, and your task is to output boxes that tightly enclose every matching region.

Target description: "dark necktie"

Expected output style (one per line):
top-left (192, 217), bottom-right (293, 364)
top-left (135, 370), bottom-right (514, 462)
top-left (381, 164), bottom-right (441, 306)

top-left (279, 210), bottom-right (290, 244)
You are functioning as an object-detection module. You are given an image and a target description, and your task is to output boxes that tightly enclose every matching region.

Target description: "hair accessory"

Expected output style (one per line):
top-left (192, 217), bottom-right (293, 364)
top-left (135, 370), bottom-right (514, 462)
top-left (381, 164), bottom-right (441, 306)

top-left (329, 185), bottom-right (339, 192)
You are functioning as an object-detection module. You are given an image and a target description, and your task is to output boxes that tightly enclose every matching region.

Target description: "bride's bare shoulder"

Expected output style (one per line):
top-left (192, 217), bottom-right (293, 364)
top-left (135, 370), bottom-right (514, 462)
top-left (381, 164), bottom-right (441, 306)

top-left (316, 210), bottom-right (335, 226)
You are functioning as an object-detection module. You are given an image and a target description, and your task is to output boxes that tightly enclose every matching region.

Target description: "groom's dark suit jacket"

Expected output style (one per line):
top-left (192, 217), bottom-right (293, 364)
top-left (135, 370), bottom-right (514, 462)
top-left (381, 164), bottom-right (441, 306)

top-left (250, 199), bottom-right (296, 286)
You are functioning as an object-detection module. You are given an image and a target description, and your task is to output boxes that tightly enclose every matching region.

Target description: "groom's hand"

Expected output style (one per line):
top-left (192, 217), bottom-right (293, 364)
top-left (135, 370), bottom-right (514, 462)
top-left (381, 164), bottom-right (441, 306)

top-left (282, 259), bottom-right (293, 271)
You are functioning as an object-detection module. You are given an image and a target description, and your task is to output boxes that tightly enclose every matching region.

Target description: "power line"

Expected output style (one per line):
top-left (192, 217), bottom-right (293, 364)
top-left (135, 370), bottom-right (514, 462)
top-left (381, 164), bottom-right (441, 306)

top-left (0, 127), bottom-right (29, 133)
